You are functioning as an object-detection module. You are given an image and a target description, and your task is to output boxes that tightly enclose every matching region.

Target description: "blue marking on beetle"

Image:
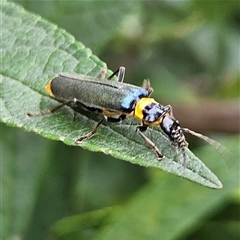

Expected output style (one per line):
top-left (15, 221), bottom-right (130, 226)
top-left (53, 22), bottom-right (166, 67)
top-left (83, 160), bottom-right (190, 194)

top-left (121, 88), bottom-right (148, 110)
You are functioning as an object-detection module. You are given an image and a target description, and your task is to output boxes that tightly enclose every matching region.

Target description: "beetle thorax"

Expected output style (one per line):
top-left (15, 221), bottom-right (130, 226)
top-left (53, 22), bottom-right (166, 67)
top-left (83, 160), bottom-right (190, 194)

top-left (134, 98), bottom-right (165, 125)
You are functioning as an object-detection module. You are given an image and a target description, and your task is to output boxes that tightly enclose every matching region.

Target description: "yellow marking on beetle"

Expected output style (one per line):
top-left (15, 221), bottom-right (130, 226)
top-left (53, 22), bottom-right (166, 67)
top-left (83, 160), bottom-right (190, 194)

top-left (102, 108), bottom-right (124, 118)
top-left (45, 80), bottom-right (54, 96)
top-left (143, 118), bottom-right (163, 127)
top-left (134, 98), bottom-right (158, 121)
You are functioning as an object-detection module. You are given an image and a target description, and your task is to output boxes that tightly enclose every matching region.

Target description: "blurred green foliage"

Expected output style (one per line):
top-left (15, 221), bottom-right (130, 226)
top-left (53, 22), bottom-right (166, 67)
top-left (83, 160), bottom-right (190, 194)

top-left (2, 1), bottom-right (240, 240)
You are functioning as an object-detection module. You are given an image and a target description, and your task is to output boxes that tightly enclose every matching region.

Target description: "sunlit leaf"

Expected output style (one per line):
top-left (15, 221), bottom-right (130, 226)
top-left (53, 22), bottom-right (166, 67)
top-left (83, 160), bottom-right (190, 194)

top-left (1, 2), bottom-right (223, 189)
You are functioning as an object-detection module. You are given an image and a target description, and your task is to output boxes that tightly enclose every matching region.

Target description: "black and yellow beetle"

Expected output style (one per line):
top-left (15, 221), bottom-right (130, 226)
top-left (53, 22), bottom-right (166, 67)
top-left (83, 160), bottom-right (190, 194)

top-left (27, 67), bottom-right (226, 160)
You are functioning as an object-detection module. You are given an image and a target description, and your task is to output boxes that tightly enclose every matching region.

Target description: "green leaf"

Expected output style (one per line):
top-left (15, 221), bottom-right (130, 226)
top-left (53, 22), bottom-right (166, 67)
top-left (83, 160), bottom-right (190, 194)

top-left (16, 0), bottom-right (135, 53)
top-left (1, 124), bottom-right (53, 239)
top-left (51, 206), bottom-right (119, 239)
top-left (51, 137), bottom-right (240, 240)
top-left (1, 2), bottom-right (223, 188)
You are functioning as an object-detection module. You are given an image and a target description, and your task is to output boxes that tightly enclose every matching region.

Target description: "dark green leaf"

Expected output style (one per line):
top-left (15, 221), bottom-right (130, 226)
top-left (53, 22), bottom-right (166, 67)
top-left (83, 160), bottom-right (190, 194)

top-left (51, 206), bottom-right (119, 239)
top-left (1, 124), bottom-right (53, 239)
top-left (90, 137), bottom-right (240, 240)
top-left (15, 0), bottom-right (135, 53)
top-left (51, 137), bottom-right (239, 240)
top-left (1, 2), bottom-right (223, 188)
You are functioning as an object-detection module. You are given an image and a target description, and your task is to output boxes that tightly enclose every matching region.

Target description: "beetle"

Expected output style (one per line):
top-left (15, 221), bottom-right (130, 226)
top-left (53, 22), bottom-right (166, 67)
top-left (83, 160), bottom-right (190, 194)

top-left (27, 67), bottom-right (227, 160)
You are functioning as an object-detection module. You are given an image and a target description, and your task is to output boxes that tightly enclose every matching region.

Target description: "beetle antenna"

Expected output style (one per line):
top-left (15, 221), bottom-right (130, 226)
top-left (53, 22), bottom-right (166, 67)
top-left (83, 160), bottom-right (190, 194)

top-left (181, 128), bottom-right (231, 161)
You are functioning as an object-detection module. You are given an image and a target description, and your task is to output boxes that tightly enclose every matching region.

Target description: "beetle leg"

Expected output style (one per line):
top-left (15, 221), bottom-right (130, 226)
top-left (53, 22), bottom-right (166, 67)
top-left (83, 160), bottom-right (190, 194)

top-left (98, 66), bottom-right (125, 81)
top-left (98, 68), bottom-right (107, 80)
top-left (26, 100), bottom-right (75, 117)
top-left (164, 104), bottom-right (173, 116)
top-left (107, 66), bottom-right (126, 82)
top-left (116, 66), bottom-right (125, 82)
top-left (75, 118), bottom-right (105, 143)
top-left (106, 114), bottom-right (126, 122)
top-left (136, 125), bottom-right (164, 160)
top-left (142, 79), bottom-right (154, 97)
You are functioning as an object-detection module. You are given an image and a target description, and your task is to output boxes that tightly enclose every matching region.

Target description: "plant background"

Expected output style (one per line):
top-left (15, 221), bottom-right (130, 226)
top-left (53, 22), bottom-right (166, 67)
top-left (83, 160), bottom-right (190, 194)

top-left (2, 1), bottom-right (239, 240)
